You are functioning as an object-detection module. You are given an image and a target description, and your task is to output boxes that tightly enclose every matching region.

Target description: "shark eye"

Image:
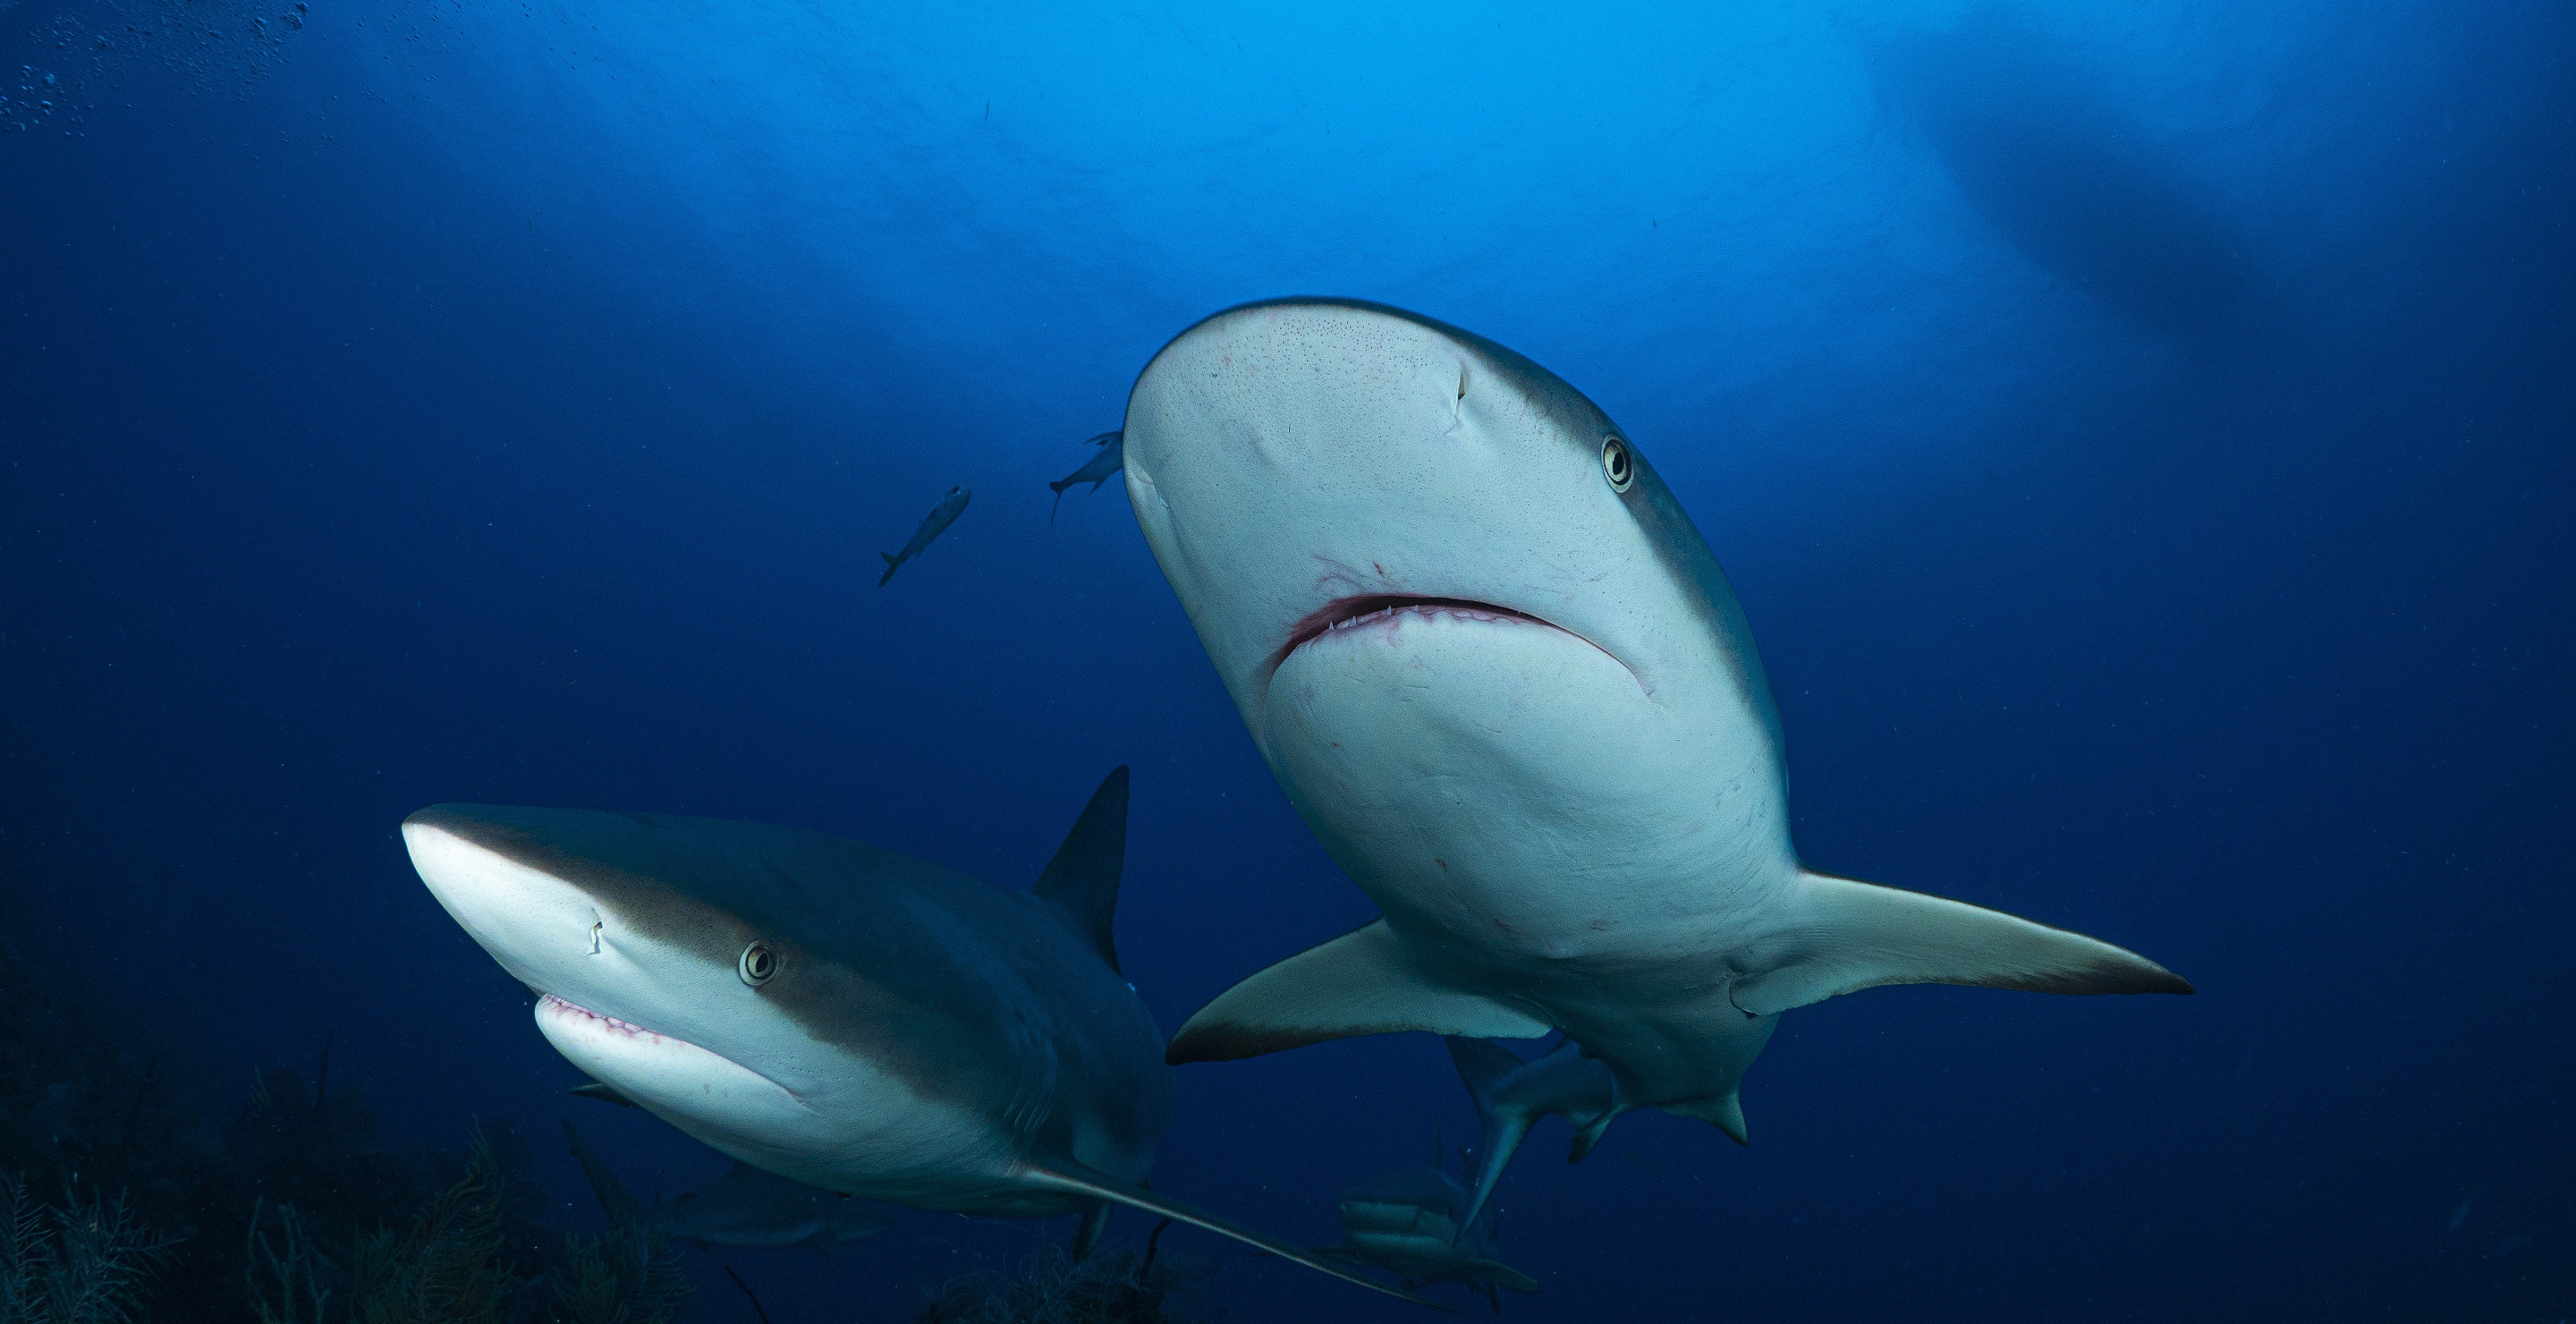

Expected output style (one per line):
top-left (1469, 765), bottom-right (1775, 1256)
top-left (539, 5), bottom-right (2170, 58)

top-left (1601, 436), bottom-right (1634, 493)
top-left (738, 942), bottom-right (780, 987)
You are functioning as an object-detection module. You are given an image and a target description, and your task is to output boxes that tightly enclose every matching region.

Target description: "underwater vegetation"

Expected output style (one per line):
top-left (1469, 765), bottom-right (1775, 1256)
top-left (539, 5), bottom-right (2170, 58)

top-left (916, 1226), bottom-right (1206, 1324)
top-left (1, 1171), bottom-right (173, 1324)
top-left (0, 934), bottom-right (688, 1323)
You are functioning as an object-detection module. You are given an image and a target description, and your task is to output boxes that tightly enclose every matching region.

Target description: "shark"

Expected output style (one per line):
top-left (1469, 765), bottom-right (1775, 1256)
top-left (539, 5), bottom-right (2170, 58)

top-left (879, 483), bottom-right (970, 587)
top-left (1120, 298), bottom-right (2191, 1147)
top-left (649, 1160), bottom-right (898, 1255)
top-left (1444, 1037), bottom-right (1615, 1238)
top-left (402, 767), bottom-right (1428, 1306)
top-left (1315, 1157), bottom-right (1540, 1311)
top-left (1049, 430), bottom-right (1126, 523)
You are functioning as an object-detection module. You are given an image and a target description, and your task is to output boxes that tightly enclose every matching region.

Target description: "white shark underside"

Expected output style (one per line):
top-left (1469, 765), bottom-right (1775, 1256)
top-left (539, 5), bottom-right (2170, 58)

top-left (1121, 299), bottom-right (2190, 1139)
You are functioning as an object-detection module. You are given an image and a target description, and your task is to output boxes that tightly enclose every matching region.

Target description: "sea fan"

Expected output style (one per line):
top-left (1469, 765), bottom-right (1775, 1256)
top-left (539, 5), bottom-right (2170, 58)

top-left (0, 1172), bottom-right (174, 1324)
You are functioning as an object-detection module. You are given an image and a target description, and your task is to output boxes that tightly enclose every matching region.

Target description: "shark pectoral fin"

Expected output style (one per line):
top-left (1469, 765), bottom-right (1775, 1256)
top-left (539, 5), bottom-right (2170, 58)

top-left (1168, 921), bottom-right (1549, 1064)
top-left (1030, 767), bottom-right (1129, 973)
top-left (1017, 1160), bottom-right (1455, 1313)
top-left (1471, 1260), bottom-right (1542, 1294)
top-left (1726, 872), bottom-right (2197, 1019)
top-left (1665, 1091), bottom-right (1749, 1145)
top-left (568, 1082), bottom-right (640, 1108)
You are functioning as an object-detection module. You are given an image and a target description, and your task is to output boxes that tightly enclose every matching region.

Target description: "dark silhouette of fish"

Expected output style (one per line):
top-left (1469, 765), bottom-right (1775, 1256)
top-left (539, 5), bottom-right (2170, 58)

top-left (1048, 431), bottom-right (1124, 523)
top-left (879, 484), bottom-right (970, 587)
top-left (1865, 12), bottom-right (2250, 338)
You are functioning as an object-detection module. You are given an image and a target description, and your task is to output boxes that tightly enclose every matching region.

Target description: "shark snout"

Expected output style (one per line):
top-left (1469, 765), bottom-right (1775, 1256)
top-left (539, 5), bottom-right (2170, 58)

top-left (403, 810), bottom-right (606, 989)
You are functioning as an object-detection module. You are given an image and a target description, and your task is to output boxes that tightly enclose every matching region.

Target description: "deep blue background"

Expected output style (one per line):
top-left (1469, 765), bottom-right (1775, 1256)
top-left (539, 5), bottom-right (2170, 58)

top-left (4, 1), bottom-right (2570, 1320)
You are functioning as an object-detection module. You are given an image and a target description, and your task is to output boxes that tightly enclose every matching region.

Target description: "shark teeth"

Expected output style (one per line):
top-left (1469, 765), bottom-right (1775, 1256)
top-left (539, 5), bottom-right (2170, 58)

top-left (1328, 602), bottom-right (1521, 632)
top-left (541, 992), bottom-right (665, 1041)
top-left (1279, 594), bottom-right (1549, 662)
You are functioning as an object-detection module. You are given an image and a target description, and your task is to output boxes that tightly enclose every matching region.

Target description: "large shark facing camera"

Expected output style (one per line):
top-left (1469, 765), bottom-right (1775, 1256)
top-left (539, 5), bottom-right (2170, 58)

top-left (1122, 299), bottom-right (2190, 1141)
top-left (402, 768), bottom-right (1428, 1305)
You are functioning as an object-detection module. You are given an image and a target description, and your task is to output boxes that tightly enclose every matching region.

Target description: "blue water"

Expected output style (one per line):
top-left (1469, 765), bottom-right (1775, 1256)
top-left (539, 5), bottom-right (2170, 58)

top-left (3, 0), bottom-right (2569, 1320)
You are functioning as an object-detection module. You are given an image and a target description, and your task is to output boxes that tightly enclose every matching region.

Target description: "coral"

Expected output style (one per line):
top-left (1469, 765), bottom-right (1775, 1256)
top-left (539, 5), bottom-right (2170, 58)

top-left (242, 1201), bottom-right (332, 1324)
top-left (347, 1126), bottom-right (533, 1324)
top-left (0, 1170), bottom-right (174, 1324)
top-left (917, 1239), bottom-right (1198, 1324)
top-left (0, 907), bottom-right (696, 1324)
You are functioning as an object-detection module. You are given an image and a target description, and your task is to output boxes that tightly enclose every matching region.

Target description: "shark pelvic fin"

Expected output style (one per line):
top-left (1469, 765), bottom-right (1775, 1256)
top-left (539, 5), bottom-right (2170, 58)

top-left (1030, 766), bottom-right (1130, 973)
top-left (1167, 921), bottom-right (1549, 1065)
top-left (1018, 1158), bottom-right (1453, 1311)
top-left (1470, 1260), bottom-right (1542, 1294)
top-left (568, 1081), bottom-right (640, 1108)
top-left (1725, 871), bottom-right (2195, 1019)
top-left (1665, 1091), bottom-right (1749, 1145)
top-left (1565, 1108), bottom-right (1620, 1163)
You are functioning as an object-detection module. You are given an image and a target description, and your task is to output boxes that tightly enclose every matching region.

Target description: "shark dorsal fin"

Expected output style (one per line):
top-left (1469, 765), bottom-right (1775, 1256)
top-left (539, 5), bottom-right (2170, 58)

top-left (1030, 766), bottom-right (1129, 974)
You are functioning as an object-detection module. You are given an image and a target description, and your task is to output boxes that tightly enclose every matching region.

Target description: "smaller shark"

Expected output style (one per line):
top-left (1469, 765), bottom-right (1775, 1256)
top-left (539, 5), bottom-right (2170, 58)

top-left (1444, 1037), bottom-right (1618, 1239)
top-left (404, 768), bottom-right (1427, 1306)
top-left (651, 1161), bottom-right (897, 1255)
top-left (879, 484), bottom-right (971, 587)
top-left (1047, 431), bottom-right (1124, 523)
top-left (1316, 1155), bottom-right (1539, 1311)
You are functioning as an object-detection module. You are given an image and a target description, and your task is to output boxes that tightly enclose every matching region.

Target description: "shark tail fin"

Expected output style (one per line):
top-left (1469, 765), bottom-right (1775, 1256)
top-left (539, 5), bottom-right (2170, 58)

top-left (1443, 1037), bottom-right (1534, 1245)
top-left (1725, 871), bottom-right (2195, 1019)
top-left (1166, 921), bottom-right (1549, 1065)
top-left (1030, 766), bottom-right (1129, 973)
top-left (1443, 1037), bottom-right (1524, 1116)
top-left (1071, 1201), bottom-right (1111, 1262)
top-left (561, 1121), bottom-right (644, 1226)
top-left (877, 553), bottom-right (902, 588)
top-left (1019, 1159), bottom-right (1453, 1312)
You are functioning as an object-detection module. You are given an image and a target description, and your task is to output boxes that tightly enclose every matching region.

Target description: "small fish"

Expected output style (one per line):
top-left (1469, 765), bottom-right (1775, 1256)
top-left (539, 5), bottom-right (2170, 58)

top-left (2485, 1232), bottom-right (2529, 1259)
top-left (1048, 431), bottom-right (1123, 524)
top-left (878, 484), bottom-right (971, 587)
top-left (2448, 1190), bottom-right (2478, 1234)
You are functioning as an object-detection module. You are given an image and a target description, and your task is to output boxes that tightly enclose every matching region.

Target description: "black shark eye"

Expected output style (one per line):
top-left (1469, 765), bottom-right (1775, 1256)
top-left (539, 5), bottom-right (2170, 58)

top-left (738, 941), bottom-right (780, 987)
top-left (1601, 436), bottom-right (1634, 493)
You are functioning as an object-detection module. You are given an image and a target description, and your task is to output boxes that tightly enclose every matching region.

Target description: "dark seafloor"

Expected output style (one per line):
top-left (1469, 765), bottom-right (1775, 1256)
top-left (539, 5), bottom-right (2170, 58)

top-left (1, 1), bottom-right (2570, 1320)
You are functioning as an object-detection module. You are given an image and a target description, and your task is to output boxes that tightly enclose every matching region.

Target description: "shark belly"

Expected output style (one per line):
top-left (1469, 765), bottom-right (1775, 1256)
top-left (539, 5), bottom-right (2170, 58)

top-left (534, 994), bottom-right (1051, 1217)
top-left (1264, 606), bottom-right (1797, 963)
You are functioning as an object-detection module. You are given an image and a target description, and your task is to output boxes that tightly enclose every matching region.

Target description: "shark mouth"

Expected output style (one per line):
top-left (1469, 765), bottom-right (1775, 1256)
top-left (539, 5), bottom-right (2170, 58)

top-left (1268, 594), bottom-right (1638, 694)
top-left (1272, 595), bottom-right (1553, 674)
top-left (539, 992), bottom-right (668, 1042)
top-left (535, 992), bottom-right (806, 1107)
